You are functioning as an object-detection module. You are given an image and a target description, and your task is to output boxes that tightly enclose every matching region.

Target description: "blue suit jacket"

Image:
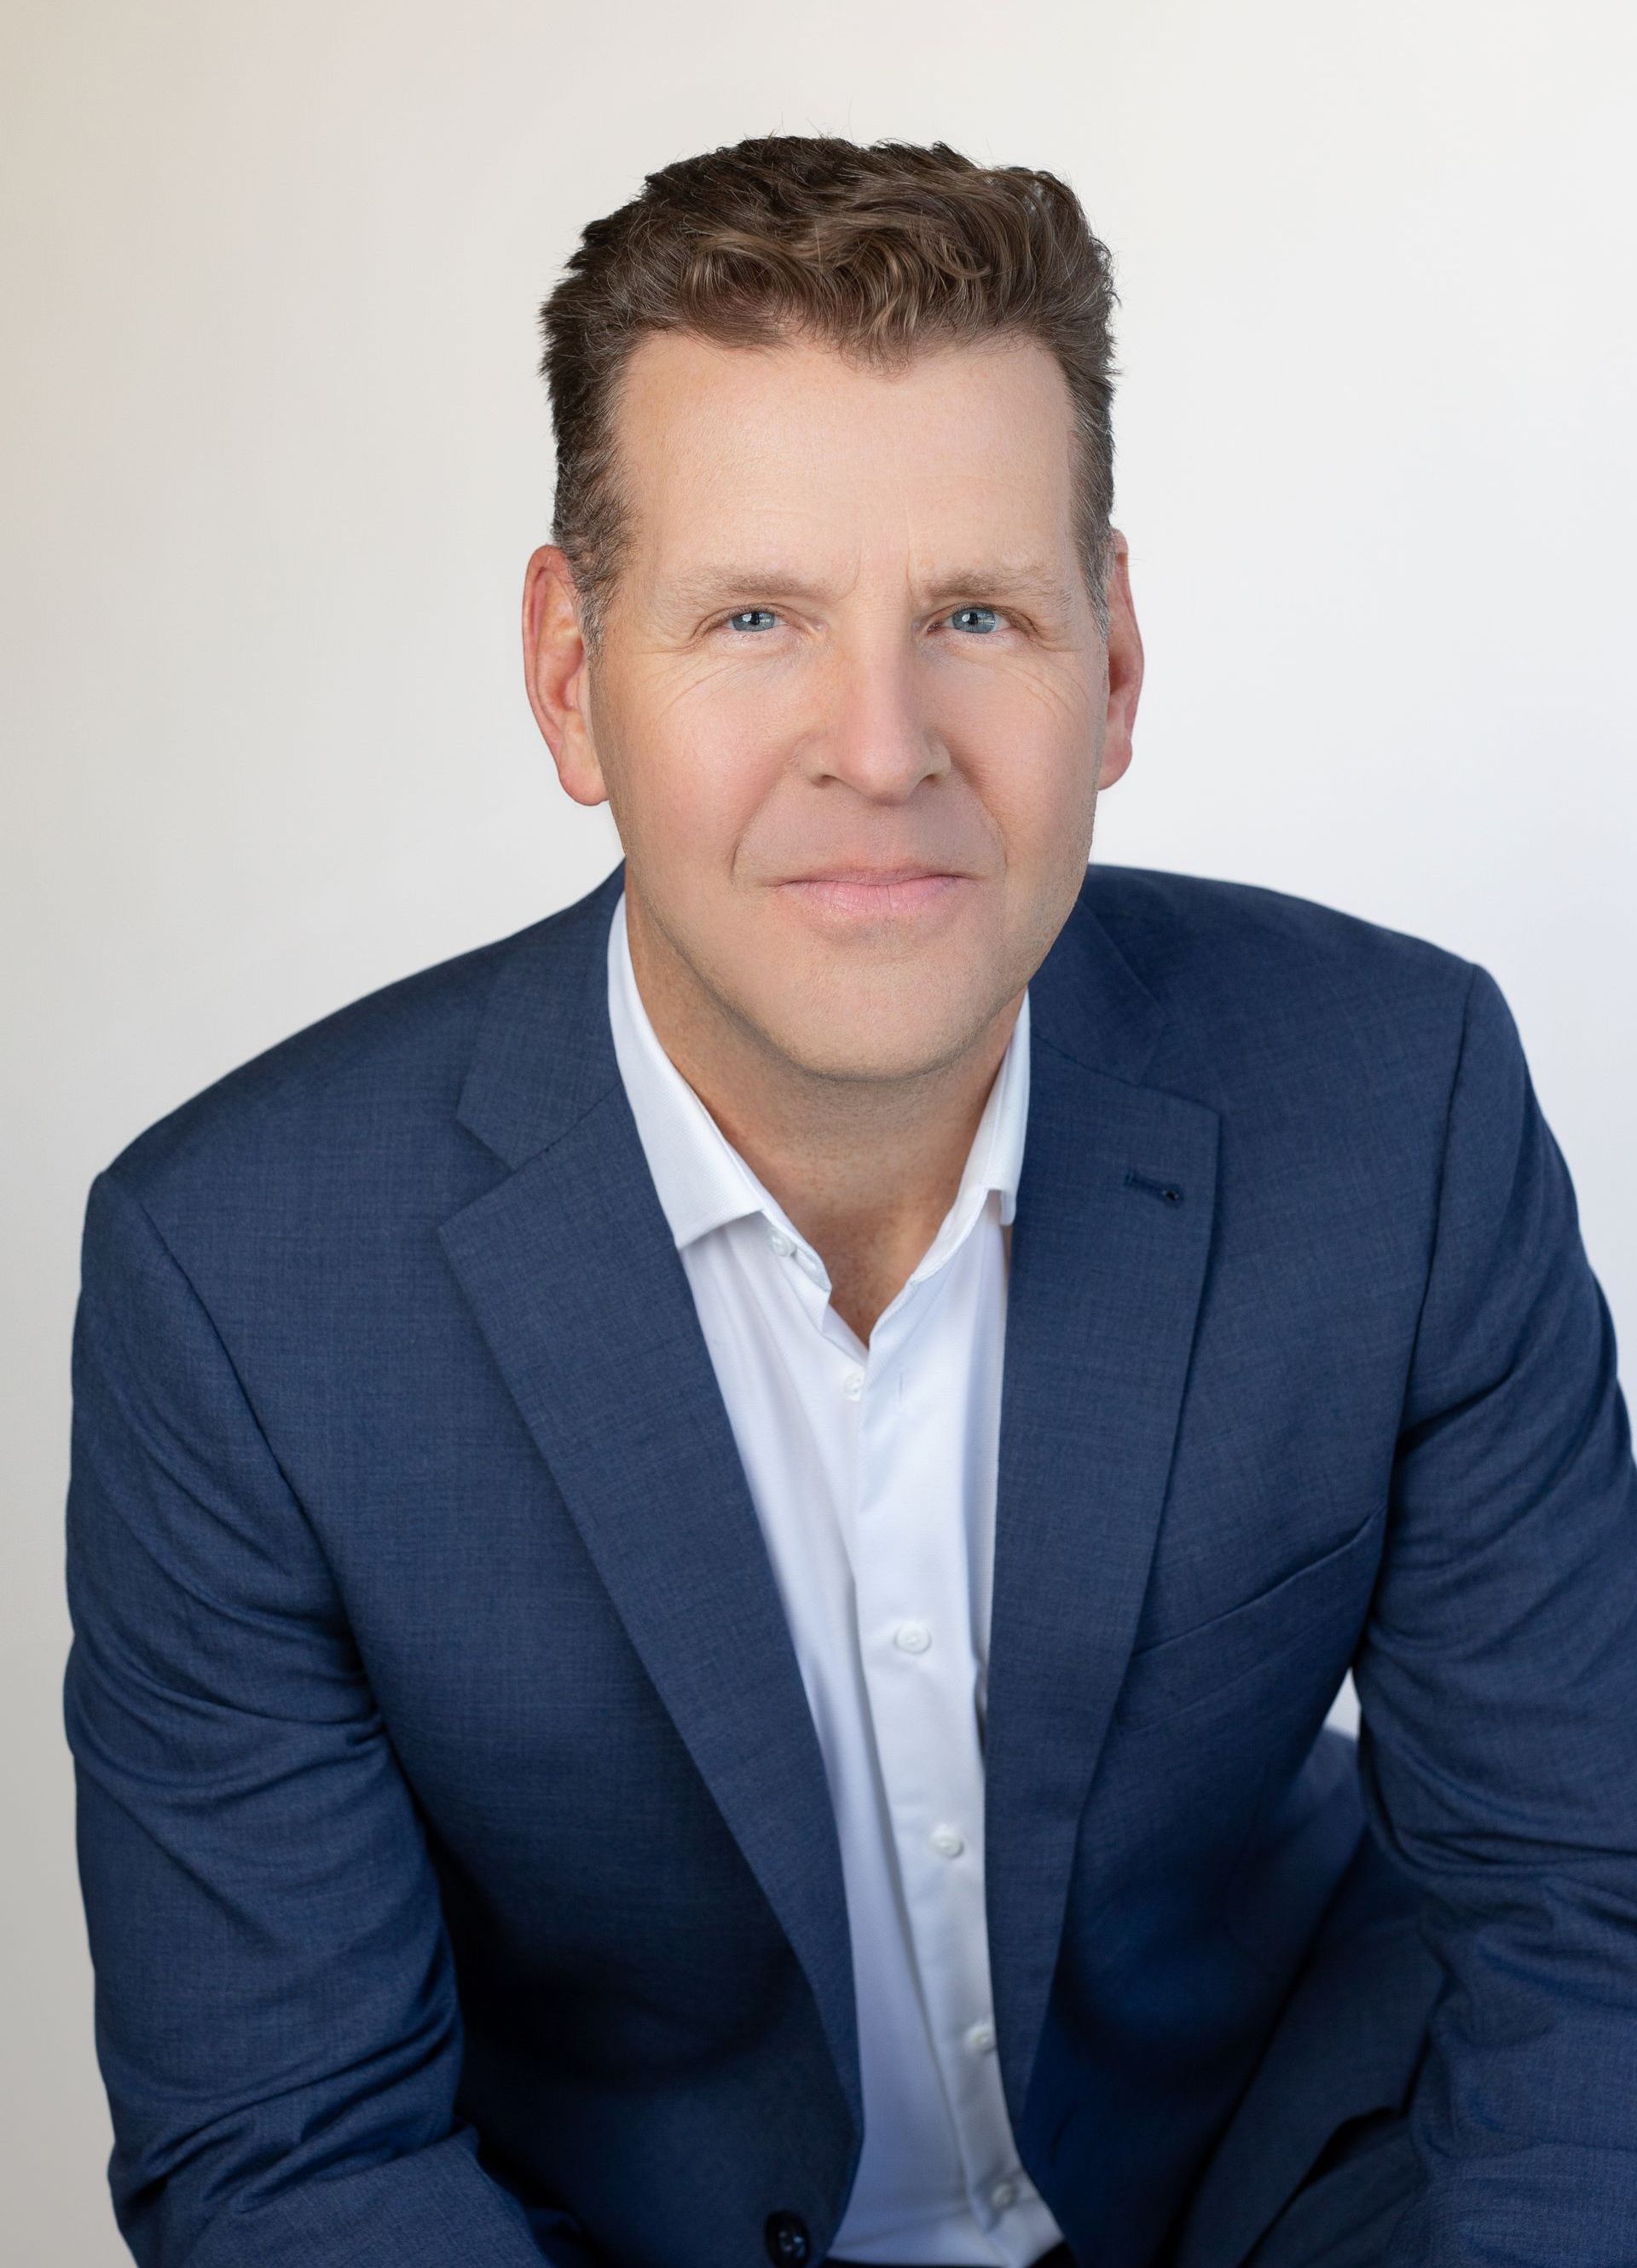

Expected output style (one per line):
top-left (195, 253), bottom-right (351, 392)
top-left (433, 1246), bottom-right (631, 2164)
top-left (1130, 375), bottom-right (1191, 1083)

top-left (64, 860), bottom-right (1637, 2268)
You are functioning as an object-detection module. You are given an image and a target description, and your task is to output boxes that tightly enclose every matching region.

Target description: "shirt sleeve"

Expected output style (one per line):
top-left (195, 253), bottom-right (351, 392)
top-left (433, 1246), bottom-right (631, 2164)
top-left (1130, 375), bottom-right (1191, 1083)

top-left (1354, 962), bottom-right (1637, 2265)
top-left (63, 1166), bottom-right (559, 2268)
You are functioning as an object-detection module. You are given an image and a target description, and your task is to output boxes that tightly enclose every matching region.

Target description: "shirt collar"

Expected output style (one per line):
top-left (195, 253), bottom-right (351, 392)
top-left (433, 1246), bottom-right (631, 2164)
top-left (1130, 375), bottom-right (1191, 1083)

top-left (606, 887), bottom-right (1030, 1261)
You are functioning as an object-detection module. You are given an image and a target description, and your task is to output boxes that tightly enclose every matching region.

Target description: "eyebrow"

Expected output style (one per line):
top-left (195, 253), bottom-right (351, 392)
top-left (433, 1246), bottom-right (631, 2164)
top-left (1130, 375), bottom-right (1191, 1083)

top-left (662, 560), bottom-right (1072, 610)
top-left (924, 564), bottom-right (1073, 608)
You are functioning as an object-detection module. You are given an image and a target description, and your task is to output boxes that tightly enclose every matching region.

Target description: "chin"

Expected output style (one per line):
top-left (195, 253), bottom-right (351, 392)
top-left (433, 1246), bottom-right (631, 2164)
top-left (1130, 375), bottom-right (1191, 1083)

top-left (762, 999), bottom-right (985, 1086)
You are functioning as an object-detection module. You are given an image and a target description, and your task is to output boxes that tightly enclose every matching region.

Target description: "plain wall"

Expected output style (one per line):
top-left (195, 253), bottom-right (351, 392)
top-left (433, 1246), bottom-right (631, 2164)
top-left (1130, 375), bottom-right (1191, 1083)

top-left (4, 2), bottom-right (1634, 2257)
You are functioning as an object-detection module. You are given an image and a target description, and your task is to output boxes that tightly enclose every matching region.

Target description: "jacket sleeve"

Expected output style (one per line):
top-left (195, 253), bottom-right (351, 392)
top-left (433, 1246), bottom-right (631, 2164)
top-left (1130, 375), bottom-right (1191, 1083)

top-left (63, 1166), bottom-right (559, 2268)
top-left (1353, 962), bottom-right (1637, 2265)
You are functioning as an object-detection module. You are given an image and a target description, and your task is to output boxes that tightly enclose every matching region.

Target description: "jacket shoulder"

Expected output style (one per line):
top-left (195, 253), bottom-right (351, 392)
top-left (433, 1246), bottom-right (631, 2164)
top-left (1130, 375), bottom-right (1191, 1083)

top-left (1075, 863), bottom-right (1481, 1113)
top-left (1085, 862), bottom-right (1472, 985)
top-left (1083, 861), bottom-right (1476, 1017)
top-left (95, 891), bottom-right (593, 1224)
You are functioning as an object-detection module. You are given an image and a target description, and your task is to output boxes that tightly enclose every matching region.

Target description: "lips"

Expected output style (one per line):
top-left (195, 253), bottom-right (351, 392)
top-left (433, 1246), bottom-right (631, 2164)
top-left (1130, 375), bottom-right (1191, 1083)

top-left (776, 870), bottom-right (969, 922)
top-left (783, 865), bottom-right (963, 886)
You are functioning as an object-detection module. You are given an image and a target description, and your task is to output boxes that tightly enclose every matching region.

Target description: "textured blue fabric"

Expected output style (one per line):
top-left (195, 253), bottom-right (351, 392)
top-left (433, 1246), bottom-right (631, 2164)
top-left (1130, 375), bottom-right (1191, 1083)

top-left (62, 859), bottom-right (1637, 2268)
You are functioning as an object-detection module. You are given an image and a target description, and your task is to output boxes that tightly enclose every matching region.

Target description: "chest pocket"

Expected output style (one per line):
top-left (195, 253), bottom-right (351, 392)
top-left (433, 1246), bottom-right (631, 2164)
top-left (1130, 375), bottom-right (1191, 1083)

top-left (1113, 1507), bottom-right (1381, 1730)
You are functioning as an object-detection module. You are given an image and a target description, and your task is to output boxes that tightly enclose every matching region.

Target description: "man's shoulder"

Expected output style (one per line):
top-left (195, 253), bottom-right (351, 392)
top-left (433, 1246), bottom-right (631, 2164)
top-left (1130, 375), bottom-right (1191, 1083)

top-left (95, 880), bottom-right (609, 1233)
top-left (1082, 860), bottom-right (1474, 1015)
top-left (1071, 861), bottom-right (1479, 1102)
top-left (1083, 861), bottom-right (1473, 992)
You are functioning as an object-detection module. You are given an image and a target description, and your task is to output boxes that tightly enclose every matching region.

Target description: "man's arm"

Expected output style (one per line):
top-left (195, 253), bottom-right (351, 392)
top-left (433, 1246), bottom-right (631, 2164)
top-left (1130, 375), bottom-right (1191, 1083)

top-left (63, 1166), bottom-right (558, 2268)
top-left (1353, 963), bottom-right (1637, 2265)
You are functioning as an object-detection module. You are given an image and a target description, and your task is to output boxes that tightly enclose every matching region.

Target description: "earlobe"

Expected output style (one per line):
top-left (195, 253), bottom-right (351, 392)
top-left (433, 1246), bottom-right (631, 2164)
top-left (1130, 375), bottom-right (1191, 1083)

top-left (522, 546), bottom-right (610, 807)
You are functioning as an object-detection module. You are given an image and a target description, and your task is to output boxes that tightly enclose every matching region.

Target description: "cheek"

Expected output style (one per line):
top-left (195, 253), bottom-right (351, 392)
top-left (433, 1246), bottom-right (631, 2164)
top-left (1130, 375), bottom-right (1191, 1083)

top-left (631, 718), bottom-right (782, 885)
top-left (955, 681), bottom-right (1100, 852)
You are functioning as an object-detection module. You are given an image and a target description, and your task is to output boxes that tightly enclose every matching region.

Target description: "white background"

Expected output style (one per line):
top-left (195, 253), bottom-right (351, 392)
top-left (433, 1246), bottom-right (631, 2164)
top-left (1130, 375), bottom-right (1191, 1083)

top-left (3, 3), bottom-right (1634, 2257)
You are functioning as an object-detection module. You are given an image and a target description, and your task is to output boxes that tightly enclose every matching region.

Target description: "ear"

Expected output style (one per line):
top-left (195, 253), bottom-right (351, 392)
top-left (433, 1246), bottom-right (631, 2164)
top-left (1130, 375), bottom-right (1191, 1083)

top-left (521, 544), bottom-right (609, 806)
top-left (1096, 529), bottom-right (1143, 791)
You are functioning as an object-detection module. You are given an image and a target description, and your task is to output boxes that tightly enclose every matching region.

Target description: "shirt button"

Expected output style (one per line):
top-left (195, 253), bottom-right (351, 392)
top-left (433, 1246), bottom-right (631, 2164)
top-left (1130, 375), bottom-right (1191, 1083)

top-left (841, 1368), bottom-right (864, 1400)
top-left (766, 1226), bottom-right (795, 1257)
top-left (990, 2178), bottom-right (1018, 2212)
top-left (894, 1620), bottom-right (931, 1653)
top-left (929, 1825), bottom-right (965, 1859)
top-left (966, 2020), bottom-right (997, 2055)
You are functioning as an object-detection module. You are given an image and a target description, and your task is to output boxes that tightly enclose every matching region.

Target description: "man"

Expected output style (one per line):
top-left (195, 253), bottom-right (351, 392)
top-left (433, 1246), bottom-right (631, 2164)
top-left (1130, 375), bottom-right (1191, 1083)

top-left (63, 133), bottom-right (1637, 2268)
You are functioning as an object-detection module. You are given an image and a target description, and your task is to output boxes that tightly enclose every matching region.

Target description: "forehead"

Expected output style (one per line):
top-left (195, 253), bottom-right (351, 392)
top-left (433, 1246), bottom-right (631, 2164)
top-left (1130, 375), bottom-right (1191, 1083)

top-left (606, 329), bottom-right (1079, 581)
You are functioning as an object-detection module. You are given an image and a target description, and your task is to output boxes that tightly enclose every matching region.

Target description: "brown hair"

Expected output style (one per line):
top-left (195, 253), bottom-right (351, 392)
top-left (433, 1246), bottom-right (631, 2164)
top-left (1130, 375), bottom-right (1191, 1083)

top-left (537, 133), bottom-right (1120, 652)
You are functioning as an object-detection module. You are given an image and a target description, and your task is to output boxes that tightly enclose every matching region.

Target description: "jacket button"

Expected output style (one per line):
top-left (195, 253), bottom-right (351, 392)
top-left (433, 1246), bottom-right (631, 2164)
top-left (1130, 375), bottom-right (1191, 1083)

top-left (764, 2208), bottom-right (813, 2264)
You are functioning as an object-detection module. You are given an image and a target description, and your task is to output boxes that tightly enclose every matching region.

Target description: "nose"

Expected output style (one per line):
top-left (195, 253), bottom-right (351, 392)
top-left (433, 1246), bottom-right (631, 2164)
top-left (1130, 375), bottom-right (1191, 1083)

top-left (801, 634), bottom-right (950, 803)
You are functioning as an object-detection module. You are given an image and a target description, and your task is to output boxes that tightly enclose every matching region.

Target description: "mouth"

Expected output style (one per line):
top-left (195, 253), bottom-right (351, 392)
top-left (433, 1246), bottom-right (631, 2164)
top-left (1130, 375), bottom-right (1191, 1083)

top-left (774, 868), bottom-right (970, 923)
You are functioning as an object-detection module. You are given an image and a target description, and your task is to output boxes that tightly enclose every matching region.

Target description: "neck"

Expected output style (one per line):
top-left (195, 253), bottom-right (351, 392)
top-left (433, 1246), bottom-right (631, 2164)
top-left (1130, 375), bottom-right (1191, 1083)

top-left (624, 888), bottom-right (1021, 1343)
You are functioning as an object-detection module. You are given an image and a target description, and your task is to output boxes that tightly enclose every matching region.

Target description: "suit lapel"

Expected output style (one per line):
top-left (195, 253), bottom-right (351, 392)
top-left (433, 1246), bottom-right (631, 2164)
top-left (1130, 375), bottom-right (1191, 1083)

top-left (437, 860), bottom-right (1220, 2153)
top-left (984, 905), bottom-right (1221, 2133)
top-left (437, 864), bottom-right (862, 2138)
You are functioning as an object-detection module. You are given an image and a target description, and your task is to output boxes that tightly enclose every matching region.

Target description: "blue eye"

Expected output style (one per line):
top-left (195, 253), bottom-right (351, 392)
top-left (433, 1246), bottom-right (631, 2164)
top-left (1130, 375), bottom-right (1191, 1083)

top-left (950, 605), bottom-right (1001, 634)
top-left (725, 608), bottom-right (779, 634)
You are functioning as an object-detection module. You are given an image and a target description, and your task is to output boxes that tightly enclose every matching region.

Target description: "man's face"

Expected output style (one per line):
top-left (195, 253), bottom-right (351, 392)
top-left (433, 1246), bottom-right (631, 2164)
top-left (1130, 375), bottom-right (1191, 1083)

top-left (529, 328), bottom-right (1141, 1085)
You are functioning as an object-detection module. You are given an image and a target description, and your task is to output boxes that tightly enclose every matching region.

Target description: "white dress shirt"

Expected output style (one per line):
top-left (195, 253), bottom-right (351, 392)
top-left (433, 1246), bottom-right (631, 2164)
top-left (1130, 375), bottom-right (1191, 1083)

top-left (606, 891), bottom-right (1066, 2267)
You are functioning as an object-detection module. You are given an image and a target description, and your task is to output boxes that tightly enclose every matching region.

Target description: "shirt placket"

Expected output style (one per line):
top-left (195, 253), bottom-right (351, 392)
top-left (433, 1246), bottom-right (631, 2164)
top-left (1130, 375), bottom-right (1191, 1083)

top-left (843, 1253), bottom-right (1044, 2262)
